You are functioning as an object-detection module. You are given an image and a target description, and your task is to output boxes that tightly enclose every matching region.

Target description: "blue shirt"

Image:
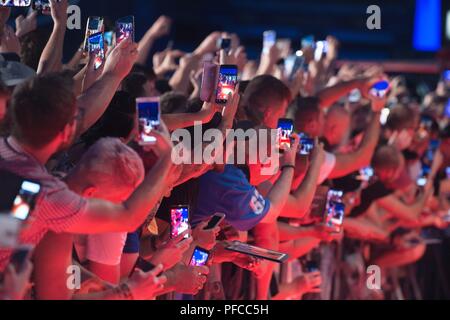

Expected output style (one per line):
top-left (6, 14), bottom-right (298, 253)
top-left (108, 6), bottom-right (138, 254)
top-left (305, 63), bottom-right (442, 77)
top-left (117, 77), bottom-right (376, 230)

top-left (193, 165), bottom-right (270, 231)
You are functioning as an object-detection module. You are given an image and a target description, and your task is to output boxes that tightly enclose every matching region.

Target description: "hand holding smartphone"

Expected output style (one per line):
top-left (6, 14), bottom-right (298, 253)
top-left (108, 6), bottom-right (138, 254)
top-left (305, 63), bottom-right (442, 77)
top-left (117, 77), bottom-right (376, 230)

top-left (88, 32), bottom-right (105, 70)
top-left (277, 118), bottom-right (294, 151)
top-left (215, 65), bottom-right (238, 105)
top-left (324, 189), bottom-right (345, 233)
top-left (170, 205), bottom-right (190, 239)
top-left (190, 247), bottom-right (210, 266)
top-left (204, 213), bottom-right (225, 230)
top-left (84, 16), bottom-right (104, 52)
top-left (137, 97), bottom-right (160, 146)
top-left (369, 80), bottom-right (390, 98)
top-left (116, 15), bottom-right (135, 44)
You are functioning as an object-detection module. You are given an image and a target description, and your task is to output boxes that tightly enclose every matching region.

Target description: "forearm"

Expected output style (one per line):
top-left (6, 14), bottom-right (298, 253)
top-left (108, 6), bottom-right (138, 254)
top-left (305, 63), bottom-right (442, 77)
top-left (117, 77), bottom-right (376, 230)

top-left (329, 112), bottom-right (380, 179)
top-left (264, 169), bottom-right (295, 222)
top-left (284, 161), bottom-right (321, 218)
top-left (37, 23), bottom-right (66, 74)
top-left (137, 33), bottom-right (156, 65)
top-left (169, 55), bottom-right (200, 94)
top-left (73, 65), bottom-right (87, 96)
top-left (279, 237), bottom-right (321, 262)
top-left (77, 72), bottom-right (122, 135)
top-left (317, 78), bottom-right (362, 109)
top-left (278, 222), bottom-right (316, 242)
top-left (162, 110), bottom-right (215, 131)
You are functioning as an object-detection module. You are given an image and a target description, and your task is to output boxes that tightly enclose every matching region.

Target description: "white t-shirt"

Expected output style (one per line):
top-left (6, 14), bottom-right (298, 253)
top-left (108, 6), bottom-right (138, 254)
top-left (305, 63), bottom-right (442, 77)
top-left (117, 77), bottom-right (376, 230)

top-left (75, 232), bottom-right (127, 266)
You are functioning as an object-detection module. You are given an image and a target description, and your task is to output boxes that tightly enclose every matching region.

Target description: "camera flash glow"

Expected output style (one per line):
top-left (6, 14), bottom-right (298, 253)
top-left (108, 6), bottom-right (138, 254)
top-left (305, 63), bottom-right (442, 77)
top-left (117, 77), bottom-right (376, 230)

top-left (295, 50), bottom-right (303, 57)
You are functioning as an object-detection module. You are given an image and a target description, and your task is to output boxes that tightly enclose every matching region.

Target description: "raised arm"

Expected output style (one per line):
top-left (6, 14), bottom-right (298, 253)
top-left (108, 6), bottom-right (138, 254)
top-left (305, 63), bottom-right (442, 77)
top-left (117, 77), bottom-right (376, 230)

top-left (37, 0), bottom-right (67, 74)
top-left (76, 38), bottom-right (138, 135)
top-left (281, 141), bottom-right (325, 218)
top-left (136, 15), bottom-right (171, 65)
top-left (65, 128), bottom-right (173, 234)
top-left (328, 95), bottom-right (384, 179)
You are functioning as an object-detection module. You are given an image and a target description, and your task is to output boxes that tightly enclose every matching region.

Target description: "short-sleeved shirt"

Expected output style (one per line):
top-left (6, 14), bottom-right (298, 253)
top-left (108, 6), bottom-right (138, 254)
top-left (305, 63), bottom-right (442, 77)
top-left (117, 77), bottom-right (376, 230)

top-left (0, 137), bottom-right (87, 271)
top-left (74, 232), bottom-right (127, 266)
top-left (192, 165), bottom-right (270, 231)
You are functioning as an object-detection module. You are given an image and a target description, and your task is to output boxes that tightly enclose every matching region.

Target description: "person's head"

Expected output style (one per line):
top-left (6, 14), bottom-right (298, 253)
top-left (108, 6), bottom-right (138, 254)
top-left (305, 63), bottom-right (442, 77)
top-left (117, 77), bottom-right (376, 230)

top-left (160, 91), bottom-right (189, 114)
top-left (66, 138), bottom-right (145, 203)
top-left (372, 145), bottom-right (405, 184)
top-left (294, 97), bottom-right (324, 138)
top-left (384, 104), bottom-right (418, 145)
top-left (20, 28), bottom-right (51, 71)
top-left (81, 91), bottom-right (137, 146)
top-left (240, 75), bottom-right (291, 128)
top-left (230, 121), bottom-right (278, 186)
top-left (324, 105), bottom-right (351, 147)
top-left (9, 73), bottom-right (77, 153)
top-left (122, 72), bottom-right (158, 98)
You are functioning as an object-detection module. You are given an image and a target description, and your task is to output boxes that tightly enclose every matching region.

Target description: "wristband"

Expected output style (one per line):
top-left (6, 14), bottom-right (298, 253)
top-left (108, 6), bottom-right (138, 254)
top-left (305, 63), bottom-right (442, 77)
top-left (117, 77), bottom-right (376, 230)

top-left (281, 165), bottom-right (295, 171)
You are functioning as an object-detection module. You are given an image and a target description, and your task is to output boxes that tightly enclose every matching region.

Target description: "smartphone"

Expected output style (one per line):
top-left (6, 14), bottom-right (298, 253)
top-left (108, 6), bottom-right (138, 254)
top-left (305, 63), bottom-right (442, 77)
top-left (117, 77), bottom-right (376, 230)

top-left (88, 32), bottom-right (105, 70)
top-left (444, 98), bottom-right (450, 118)
top-left (225, 240), bottom-right (289, 263)
top-left (0, 170), bottom-right (41, 221)
top-left (219, 38), bottom-right (231, 52)
top-left (1, 0), bottom-right (31, 7)
top-left (204, 213), bottom-right (225, 230)
top-left (314, 40), bottom-right (328, 61)
top-left (83, 17), bottom-right (104, 52)
top-left (348, 89), bottom-right (362, 103)
top-left (284, 54), bottom-right (305, 81)
top-left (276, 38), bottom-right (291, 58)
top-left (277, 118), bottom-right (294, 150)
top-left (104, 31), bottom-right (114, 48)
top-left (357, 166), bottom-right (374, 182)
top-left (324, 189), bottom-right (345, 232)
top-left (299, 136), bottom-right (314, 155)
top-left (301, 35), bottom-right (315, 48)
top-left (170, 205), bottom-right (189, 239)
top-left (442, 70), bottom-right (450, 83)
top-left (263, 30), bottom-right (276, 54)
top-left (116, 15), bottom-right (135, 44)
top-left (215, 65), bottom-right (238, 105)
top-left (0, 216), bottom-right (21, 248)
top-left (190, 247), bottom-right (210, 266)
top-left (10, 246), bottom-right (32, 273)
top-left (136, 97), bottom-right (160, 146)
top-left (32, 0), bottom-right (50, 12)
top-left (380, 107), bottom-right (390, 125)
top-left (369, 80), bottom-right (390, 98)
top-left (200, 61), bottom-right (219, 102)
top-left (446, 167), bottom-right (450, 179)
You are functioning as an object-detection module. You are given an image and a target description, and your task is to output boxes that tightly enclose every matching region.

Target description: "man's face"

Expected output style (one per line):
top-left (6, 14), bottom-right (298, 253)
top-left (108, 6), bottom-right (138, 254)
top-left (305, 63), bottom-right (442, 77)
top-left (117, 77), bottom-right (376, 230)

top-left (58, 110), bottom-right (79, 152)
top-left (325, 112), bottom-right (350, 146)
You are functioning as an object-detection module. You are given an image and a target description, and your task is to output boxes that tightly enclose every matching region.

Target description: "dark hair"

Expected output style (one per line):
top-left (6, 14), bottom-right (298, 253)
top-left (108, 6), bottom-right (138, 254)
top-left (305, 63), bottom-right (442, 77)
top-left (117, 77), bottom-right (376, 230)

top-left (372, 145), bottom-right (403, 171)
top-left (81, 91), bottom-right (136, 146)
top-left (160, 92), bottom-right (188, 114)
top-left (155, 79), bottom-right (172, 95)
top-left (20, 28), bottom-right (52, 71)
top-left (385, 104), bottom-right (417, 131)
top-left (122, 73), bottom-right (148, 98)
top-left (131, 64), bottom-right (157, 82)
top-left (294, 97), bottom-right (321, 132)
top-left (241, 75), bottom-right (292, 125)
top-left (10, 73), bottom-right (76, 148)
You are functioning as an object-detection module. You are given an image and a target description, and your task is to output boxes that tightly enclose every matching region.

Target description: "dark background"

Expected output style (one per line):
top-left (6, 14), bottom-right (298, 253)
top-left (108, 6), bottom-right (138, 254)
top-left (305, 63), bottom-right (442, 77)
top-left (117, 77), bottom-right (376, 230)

top-left (8, 0), bottom-right (449, 62)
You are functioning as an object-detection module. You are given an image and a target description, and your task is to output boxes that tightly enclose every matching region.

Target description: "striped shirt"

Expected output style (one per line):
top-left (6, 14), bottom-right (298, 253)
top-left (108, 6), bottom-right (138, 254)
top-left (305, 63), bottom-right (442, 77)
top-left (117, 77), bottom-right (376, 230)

top-left (0, 137), bottom-right (87, 271)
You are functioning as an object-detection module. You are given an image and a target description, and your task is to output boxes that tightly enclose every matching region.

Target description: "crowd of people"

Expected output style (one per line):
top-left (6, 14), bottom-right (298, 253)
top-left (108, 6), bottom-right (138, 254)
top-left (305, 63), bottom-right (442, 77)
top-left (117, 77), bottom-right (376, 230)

top-left (0, 0), bottom-right (449, 300)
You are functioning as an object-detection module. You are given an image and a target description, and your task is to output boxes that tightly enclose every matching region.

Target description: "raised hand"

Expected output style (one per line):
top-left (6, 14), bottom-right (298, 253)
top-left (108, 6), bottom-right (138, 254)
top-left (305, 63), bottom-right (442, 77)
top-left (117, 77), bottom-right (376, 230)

top-left (127, 264), bottom-right (167, 300)
top-left (15, 10), bottom-right (38, 38)
top-left (103, 37), bottom-right (139, 80)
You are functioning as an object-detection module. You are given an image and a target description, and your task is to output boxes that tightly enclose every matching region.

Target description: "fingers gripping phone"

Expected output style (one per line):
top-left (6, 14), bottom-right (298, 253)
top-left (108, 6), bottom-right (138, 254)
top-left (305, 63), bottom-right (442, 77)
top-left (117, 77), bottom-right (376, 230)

top-left (204, 213), bottom-right (225, 230)
top-left (324, 189), bottom-right (345, 233)
top-left (190, 247), bottom-right (210, 266)
top-left (170, 205), bottom-right (189, 239)
top-left (277, 118), bottom-right (294, 150)
top-left (200, 62), bottom-right (219, 103)
top-left (136, 97), bottom-right (160, 146)
top-left (215, 65), bottom-right (238, 105)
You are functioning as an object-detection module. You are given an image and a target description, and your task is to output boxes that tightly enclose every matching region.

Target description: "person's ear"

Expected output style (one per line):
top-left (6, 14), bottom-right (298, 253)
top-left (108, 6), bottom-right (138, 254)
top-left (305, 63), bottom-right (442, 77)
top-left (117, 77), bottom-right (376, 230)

top-left (82, 186), bottom-right (97, 198)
